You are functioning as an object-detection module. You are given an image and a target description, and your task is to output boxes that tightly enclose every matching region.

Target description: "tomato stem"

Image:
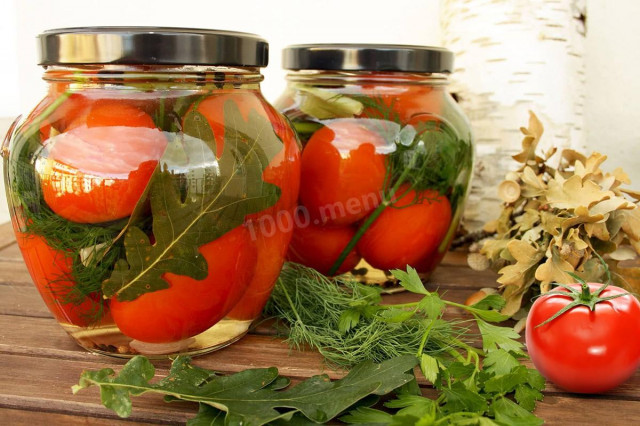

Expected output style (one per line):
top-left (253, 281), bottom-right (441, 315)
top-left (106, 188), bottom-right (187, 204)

top-left (535, 253), bottom-right (629, 327)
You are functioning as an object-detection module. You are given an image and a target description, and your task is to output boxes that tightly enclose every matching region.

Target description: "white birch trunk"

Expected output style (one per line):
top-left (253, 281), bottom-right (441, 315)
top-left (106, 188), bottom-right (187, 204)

top-left (441, 0), bottom-right (586, 230)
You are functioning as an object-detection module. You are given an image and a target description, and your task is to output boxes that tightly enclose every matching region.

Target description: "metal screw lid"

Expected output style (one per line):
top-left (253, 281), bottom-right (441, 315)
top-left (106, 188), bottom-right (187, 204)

top-left (38, 27), bottom-right (269, 67)
top-left (282, 44), bottom-right (453, 73)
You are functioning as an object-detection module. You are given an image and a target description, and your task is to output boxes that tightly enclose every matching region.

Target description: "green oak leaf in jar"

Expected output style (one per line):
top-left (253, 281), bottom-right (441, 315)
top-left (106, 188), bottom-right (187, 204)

top-left (2, 27), bottom-right (300, 357)
top-left (275, 44), bottom-right (473, 282)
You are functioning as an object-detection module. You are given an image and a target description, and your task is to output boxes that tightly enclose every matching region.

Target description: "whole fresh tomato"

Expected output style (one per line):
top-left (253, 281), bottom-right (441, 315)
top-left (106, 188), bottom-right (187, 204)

top-left (357, 185), bottom-right (451, 272)
top-left (15, 230), bottom-right (107, 327)
top-left (39, 99), bottom-right (167, 224)
top-left (299, 120), bottom-right (388, 226)
top-left (110, 225), bottom-right (258, 343)
top-left (526, 282), bottom-right (640, 393)
top-left (287, 214), bottom-right (361, 275)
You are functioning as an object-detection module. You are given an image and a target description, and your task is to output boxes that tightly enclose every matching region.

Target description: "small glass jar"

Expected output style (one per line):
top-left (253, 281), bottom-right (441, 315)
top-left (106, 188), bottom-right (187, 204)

top-left (2, 27), bottom-right (300, 357)
top-left (275, 44), bottom-right (473, 282)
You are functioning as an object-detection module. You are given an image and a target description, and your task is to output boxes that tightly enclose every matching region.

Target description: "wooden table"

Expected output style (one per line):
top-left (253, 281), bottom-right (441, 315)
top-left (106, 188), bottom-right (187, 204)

top-left (0, 221), bottom-right (638, 425)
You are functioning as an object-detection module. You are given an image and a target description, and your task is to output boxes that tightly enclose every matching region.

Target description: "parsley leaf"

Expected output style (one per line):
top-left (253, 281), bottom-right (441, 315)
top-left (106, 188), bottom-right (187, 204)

top-left (491, 397), bottom-right (544, 426)
top-left (477, 321), bottom-right (525, 354)
top-left (483, 349), bottom-right (522, 376)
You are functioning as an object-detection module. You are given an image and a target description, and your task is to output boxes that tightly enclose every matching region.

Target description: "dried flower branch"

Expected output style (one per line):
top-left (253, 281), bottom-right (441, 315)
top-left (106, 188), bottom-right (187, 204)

top-left (471, 112), bottom-right (640, 315)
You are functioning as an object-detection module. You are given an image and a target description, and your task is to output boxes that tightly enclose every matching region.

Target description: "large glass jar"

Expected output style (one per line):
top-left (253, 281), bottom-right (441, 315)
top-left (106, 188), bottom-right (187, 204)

top-left (2, 27), bottom-right (300, 357)
top-left (275, 44), bottom-right (473, 282)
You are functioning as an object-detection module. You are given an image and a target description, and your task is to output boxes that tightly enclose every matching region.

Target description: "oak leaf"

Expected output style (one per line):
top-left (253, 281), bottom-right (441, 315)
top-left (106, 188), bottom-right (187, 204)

top-left (512, 111), bottom-right (544, 164)
top-left (546, 175), bottom-right (613, 211)
top-left (520, 167), bottom-right (546, 198)
top-left (620, 208), bottom-right (640, 240)
top-left (497, 240), bottom-right (544, 290)
top-left (535, 246), bottom-right (575, 292)
top-left (585, 222), bottom-right (611, 241)
top-left (103, 103), bottom-right (282, 301)
top-left (573, 152), bottom-right (607, 180)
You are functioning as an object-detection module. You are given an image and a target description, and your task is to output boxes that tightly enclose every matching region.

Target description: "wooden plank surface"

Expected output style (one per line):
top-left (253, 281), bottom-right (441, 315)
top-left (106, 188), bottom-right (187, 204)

top-left (0, 226), bottom-right (639, 425)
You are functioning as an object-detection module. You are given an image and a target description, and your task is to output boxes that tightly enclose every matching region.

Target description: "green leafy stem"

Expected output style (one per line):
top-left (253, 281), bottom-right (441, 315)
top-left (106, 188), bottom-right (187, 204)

top-left (73, 354), bottom-right (418, 425)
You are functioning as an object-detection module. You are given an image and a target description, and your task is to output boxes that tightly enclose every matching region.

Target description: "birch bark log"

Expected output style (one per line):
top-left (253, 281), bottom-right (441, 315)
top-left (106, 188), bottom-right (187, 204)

top-left (441, 0), bottom-right (586, 230)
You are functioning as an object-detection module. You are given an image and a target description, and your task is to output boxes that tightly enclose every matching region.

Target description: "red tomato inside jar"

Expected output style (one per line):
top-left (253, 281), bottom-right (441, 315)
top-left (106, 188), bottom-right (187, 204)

top-left (276, 44), bottom-right (473, 278)
top-left (3, 27), bottom-right (299, 357)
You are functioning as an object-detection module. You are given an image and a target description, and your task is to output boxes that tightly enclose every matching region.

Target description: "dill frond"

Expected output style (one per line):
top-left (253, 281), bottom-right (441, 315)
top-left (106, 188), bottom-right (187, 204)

top-left (265, 263), bottom-right (470, 368)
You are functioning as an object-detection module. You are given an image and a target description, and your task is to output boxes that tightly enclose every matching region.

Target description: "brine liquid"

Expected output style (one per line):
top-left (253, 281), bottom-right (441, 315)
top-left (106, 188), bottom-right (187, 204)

top-left (63, 317), bottom-right (253, 359)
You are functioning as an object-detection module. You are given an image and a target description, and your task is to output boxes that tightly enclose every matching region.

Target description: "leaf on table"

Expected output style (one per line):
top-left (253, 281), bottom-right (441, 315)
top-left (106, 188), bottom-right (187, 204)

top-left (482, 349), bottom-right (522, 376)
top-left (73, 354), bottom-right (419, 426)
top-left (378, 308), bottom-right (416, 323)
top-left (470, 294), bottom-right (506, 312)
top-left (417, 293), bottom-right (446, 319)
top-left (391, 266), bottom-right (429, 295)
top-left (490, 397), bottom-right (544, 426)
top-left (441, 382), bottom-right (488, 414)
top-left (514, 384), bottom-right (544, 412)
top-left (340, 406), bottom-right (394, 424)
top-left (385, 394), bottom-right (437, 421)
top-left (420, 354), bottom-right (442, 384)
top-left (483, 365), bottom-right (529, 394)
top-left (103, 102), bottom-right (282, 301)
top-left (477, 321), bottom-right (524, 355)
top-left (466, 305), bottom-right (510, 323)
top-left (338, 309), bottom-right (362, 334)
top-left (188, 404), bottom-right (227, 426)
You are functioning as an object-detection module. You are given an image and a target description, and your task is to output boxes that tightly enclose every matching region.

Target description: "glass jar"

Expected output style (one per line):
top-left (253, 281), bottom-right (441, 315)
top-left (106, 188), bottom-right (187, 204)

top-left (275, 44), bottom-right (473, 282)
top-left (2, 27), bottom-right (300, 357)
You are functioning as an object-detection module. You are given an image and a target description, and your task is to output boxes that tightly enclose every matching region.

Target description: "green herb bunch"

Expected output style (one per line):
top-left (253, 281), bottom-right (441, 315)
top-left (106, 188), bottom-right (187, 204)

top-left (266, 263), bottom-right (545, 425)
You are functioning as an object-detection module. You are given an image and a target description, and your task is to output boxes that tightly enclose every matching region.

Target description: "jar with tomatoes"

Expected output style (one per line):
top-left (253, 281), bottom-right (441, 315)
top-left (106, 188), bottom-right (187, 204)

top-left (276, 44), bottom-right (473, 281)
top-left (1, 27), bottom-right (300, 357)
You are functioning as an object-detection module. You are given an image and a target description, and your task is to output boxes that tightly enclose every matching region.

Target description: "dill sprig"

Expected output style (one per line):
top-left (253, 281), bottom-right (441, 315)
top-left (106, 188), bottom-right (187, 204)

top-left (265, 264), bottom-right (476, 368)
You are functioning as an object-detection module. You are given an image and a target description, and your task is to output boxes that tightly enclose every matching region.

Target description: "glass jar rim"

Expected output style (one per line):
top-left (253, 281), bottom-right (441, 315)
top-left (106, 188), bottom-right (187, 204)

top-left (282, 44), bottom-right (453, 73)
top-left (38, 27), bottom-right (269, 67)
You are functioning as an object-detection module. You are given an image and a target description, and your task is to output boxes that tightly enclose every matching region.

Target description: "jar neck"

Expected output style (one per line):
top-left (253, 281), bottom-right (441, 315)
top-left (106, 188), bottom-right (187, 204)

top-left (285, 70), bottom-right (449, 86)
top-left (42, 64), bottom-right (264, 89)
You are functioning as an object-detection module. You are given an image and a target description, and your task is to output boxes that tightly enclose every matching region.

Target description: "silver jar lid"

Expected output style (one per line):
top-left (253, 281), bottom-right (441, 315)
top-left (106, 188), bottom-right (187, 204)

top-left (38, 27), bottom-right (269, 66)
top-left (282, 44), bottom-right (453, 73)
